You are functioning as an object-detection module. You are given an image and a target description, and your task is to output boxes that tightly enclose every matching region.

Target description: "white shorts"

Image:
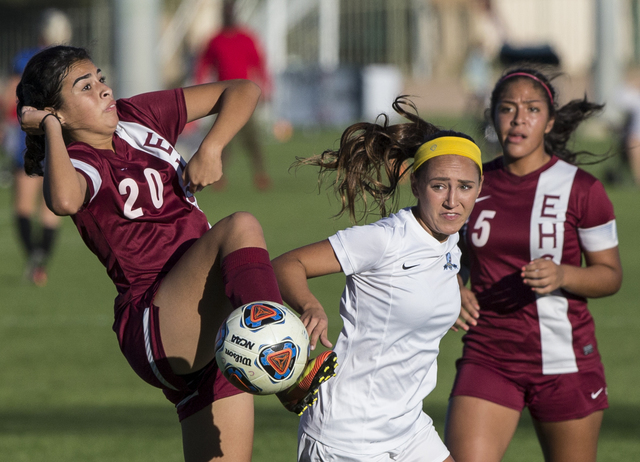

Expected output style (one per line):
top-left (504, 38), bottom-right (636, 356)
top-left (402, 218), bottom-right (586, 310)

top-left (297, 422), bottom-right (450, 462)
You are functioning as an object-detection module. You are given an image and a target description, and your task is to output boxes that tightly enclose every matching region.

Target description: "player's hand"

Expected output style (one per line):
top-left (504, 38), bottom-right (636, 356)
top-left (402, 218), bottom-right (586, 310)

top-left (299, 303), bottom-right (332, 351)
top-left (20, 107), bottom-right (56, 135)
top-left (182, 146), bottom-right (223, 194)
top-left (452, 285), bottom-right (480, 332)
top-left (521, 258), bottom-right (565, 295)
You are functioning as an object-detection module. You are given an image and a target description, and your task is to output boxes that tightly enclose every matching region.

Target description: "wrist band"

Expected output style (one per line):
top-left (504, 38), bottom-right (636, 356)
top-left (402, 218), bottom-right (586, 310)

top-left (39, 113), bottom-right (60, 132)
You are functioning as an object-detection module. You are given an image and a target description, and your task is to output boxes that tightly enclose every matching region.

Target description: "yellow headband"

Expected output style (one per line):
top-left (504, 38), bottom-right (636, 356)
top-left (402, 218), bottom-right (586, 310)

top-left (413, 136), bottom-right (483, 174)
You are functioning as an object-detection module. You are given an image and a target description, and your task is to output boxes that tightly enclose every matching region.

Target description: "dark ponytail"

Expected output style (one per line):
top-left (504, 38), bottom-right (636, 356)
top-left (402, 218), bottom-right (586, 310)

top-left (490, 67), bottom-right (605, 165)
top-left (296, 96), bottom-right (473, 222)
top-left (16, 45), bottom-right (91, 176)
top-left (545, 97), bottom-right (605, 164)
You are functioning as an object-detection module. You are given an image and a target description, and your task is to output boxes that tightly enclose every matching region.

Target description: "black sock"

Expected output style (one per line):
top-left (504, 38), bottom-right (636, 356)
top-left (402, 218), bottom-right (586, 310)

top-left (41, 226), bottom-right (58, 262)
top-left (16, 215), bottom-right (33, 256)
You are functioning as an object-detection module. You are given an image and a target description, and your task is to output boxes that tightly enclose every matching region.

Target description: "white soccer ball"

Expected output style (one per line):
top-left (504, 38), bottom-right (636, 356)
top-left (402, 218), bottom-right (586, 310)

top-left (215, 301), bottom-right (310, 395)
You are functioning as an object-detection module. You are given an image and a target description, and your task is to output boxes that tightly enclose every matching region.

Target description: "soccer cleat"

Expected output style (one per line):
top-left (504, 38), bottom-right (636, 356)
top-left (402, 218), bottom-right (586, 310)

top-left (31, 267), bottom-right (48, 287)
top-left (276, 350), bottom-right (337, 415)
top-left (24, 249), bottom-right (47, 287)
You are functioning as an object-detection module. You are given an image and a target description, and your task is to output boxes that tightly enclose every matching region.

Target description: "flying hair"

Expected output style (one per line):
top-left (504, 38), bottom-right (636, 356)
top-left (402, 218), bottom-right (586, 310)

top-left (294, 96), bottom-right (476, 223)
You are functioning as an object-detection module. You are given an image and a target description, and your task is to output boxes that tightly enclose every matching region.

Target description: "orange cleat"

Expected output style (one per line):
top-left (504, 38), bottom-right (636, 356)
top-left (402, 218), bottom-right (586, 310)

top-left (276, 350), bottom-right (337, 415)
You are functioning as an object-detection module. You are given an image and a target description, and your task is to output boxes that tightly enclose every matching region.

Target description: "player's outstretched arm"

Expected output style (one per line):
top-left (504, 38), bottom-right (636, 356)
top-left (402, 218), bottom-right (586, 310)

top-left (20, 107), bottom-right (87, 216)
top-left (182, 80), bottom-right (261, 193)
top-left (272, 240), bottom-right (342, 350)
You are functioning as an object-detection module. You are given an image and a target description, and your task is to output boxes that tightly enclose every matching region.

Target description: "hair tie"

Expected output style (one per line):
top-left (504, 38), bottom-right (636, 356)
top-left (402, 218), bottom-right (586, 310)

top-left (498, 72), bottom-right (554, 105)
top-left (39, 113), bottom-right (61, 132)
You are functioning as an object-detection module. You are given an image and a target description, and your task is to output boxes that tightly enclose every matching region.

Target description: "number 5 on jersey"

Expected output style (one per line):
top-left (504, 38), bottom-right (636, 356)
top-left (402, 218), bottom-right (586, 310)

top-left (471, 210), bottom-right (496, 247)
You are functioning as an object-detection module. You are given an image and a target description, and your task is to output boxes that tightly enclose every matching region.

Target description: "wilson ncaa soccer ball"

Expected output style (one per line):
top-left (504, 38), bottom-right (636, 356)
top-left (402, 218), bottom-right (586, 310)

top-left (215, 301), bottom-right (310, 395)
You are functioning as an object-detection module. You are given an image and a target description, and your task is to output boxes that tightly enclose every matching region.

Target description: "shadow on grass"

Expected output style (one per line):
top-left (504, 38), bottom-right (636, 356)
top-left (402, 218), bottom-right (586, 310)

top-left (0, 405), bottom-right (178, 436)
top-left (0, 401), bottom-right (299, 434)
top-left (601, 406), bottom-right (640, 437)
top-left (0, 401), bottom-right (636, 439)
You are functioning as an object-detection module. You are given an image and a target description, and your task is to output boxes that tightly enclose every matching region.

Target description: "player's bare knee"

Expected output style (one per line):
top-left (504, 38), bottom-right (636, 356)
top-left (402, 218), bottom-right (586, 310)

top-left (226, 211), bottom-right (265, 240)
top-left (209, 211), bottom-right (266, 255)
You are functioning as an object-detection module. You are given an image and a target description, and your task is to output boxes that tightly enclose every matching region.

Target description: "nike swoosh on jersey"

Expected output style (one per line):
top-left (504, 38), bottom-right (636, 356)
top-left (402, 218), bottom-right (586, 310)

top-left (402, 262), bottom-right (420, 270)
top-left (476, 195), bottom-right (491, 203)
top-left (591, 388), bottom-right (604, 399)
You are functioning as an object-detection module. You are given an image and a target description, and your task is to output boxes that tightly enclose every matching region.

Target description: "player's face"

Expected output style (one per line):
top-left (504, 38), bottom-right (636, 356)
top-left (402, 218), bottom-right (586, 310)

top-left (411, 155), bottom-right (482, 242)
top-left (55, 59), bottom-right (118, 147)
top-left (494, 79), bottom-right (555, 168)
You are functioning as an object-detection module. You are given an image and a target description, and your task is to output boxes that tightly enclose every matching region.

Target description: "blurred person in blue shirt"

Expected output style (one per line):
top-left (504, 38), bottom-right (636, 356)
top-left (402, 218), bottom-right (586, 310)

top-left (1, 9), bottom-right (72, 286)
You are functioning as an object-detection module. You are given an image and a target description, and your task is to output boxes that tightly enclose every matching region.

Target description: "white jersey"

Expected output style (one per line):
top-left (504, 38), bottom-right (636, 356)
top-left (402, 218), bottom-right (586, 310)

top-left (300, 207), bottom-right (461, 456)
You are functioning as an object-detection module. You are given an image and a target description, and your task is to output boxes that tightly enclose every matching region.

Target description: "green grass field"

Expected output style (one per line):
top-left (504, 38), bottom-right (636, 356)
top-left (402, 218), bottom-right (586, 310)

top-left (0, 124), bottom-right (638, 461)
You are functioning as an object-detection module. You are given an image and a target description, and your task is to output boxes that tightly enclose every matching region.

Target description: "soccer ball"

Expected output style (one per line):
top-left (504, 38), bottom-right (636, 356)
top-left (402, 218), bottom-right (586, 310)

top-left (215, 301), bottom-right (310, 395)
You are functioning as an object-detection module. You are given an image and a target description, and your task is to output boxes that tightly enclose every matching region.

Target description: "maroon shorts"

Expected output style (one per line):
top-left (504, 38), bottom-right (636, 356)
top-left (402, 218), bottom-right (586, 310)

top-left (450, 358), bottom-right (608, 422)
top-left (113, 283), bottom-right (243, 421)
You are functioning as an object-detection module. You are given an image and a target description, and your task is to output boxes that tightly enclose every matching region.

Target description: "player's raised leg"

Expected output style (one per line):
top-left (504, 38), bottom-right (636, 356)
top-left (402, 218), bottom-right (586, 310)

top-left (154, 211), bottom-right (279, 460)
top-left (532, 411), bottom-right (603, 462)
top-left (155, 211), bottom-right (280, 374)
top-left (445, 395), bottom-right (521, 462)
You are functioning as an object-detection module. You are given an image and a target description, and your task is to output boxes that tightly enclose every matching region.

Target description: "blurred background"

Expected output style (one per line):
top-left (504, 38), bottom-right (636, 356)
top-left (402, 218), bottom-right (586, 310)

top-left (0, 0), bottom-right (635, 127)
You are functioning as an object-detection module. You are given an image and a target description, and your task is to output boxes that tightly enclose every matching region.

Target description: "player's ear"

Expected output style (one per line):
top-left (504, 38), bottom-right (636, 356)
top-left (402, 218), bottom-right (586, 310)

top-left (410, 171), bottom-right (419, 199)
top-left (545, 116), bottom-right (555, 134)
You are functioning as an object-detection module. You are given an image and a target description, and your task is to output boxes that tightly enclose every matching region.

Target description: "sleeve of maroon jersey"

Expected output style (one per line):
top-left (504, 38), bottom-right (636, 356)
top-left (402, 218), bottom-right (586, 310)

top-left (572, 172), bottom-right (616, 229)
top-left (66, 144), bottom-right (106, 204)
top-left (116, 88), bottom-right (188, 146)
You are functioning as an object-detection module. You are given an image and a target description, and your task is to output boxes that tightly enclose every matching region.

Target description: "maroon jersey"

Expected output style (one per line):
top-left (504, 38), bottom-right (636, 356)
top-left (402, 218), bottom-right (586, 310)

top-left (461, 156), bottom-right (618, 374)
top-left (68, 89), bottom-right (210, 312)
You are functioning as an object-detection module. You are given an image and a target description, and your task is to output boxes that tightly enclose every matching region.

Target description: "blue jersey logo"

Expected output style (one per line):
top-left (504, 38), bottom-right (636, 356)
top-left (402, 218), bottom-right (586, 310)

top-left (443, 252), bottom-right (458, 271)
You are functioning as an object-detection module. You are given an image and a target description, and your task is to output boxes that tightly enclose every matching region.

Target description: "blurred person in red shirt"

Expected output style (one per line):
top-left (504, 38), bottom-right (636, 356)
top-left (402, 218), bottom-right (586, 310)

top-left (195, 0), bottom-right (272, 191)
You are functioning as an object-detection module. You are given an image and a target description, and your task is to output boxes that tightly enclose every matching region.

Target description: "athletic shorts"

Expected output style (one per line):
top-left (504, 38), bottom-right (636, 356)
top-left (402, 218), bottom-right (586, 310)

top-left (450, 358), bottom-right (608, 422)
top-left (298, 422), bottom-right (450, 462)
top-left (113, 283), bottom-right (243, 421)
